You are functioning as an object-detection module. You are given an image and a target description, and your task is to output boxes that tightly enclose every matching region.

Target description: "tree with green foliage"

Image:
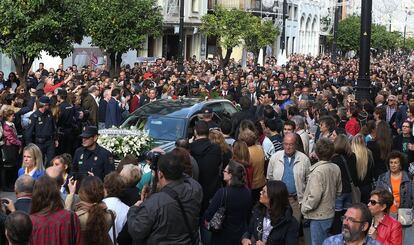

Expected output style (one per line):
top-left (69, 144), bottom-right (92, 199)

top-left (81, 0), bottom-right (162, 77)
top-left (201, 6), bottom-right (277, 67)
top-left (0, 0), bottom-right (84, 80)
top-left (201, 6), bottom-right (251, 67)
top-left (371, 25), bottom-right (400, 51)
top-left (336, 15), bottom-right (360, 54)
top-left (244, 16), bottom-right (279, 62)
top-left (337, 15), bottom-right (402, 54)
top-left (402, 37), bottom-right (414, 51)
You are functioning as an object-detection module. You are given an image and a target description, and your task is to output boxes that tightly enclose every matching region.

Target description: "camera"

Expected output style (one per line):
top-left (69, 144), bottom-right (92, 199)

top-left (145, 151), bottom-right (162, 171)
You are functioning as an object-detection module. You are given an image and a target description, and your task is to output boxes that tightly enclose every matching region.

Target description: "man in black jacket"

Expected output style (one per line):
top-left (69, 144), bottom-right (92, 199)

top-left (231, 96), bottom-right (256, 138)
top-left (13, 175), bottom-right (34, 214)
top-left (127, 152), bottom-right (202, 244)
top-left (190, 121), bottom-right (222, 215)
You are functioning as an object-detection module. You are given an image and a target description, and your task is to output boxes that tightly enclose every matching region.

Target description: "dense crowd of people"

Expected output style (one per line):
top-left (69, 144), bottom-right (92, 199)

top-left (0, 52), bottom-right (414, 244)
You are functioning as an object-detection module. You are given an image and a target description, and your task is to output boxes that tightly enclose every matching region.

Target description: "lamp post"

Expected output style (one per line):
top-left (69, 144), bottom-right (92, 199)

top-left (177, 0), bottom-right (185, 72)
top-left (280, 0), bottom-right (288, 53)
top-left (355, 0), bottom-right (372, 101)
top-left (331, 0), bottom-right (342, 62)
top-left (403, 8), bottom-right (412, 49)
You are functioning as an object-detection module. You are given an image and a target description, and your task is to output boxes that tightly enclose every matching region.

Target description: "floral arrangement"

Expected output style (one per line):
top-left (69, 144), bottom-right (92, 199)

top-left (97, 128), bottom-right (153, 159)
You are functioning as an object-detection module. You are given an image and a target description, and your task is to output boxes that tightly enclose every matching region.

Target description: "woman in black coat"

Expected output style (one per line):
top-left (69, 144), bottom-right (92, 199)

top-left (204, 161), bottom-right (252, 245)
top-left (241, 181), bottom-right (299, 245)
top-left (330, 134), bottom-right (358, 234)
top-left (367, 120), bottom-right (392, 180)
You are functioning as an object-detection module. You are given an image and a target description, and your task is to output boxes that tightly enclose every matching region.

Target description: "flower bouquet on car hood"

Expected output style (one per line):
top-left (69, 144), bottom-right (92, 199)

top-left (97, 128), bottom-right (153, 159)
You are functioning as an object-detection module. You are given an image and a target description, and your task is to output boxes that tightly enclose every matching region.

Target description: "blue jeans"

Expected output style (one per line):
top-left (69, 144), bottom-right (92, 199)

top-left (310, 218), bottom-right (333, 245)
top-left (335, 192), bottom-right (352, 211)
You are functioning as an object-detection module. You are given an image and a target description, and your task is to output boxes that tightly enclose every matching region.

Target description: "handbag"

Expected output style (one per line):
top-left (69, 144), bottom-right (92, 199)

top-left (340, 155), bottom-right (361, 203)
top-left (109, 210), bottom-right (117, 245)
top-left (70, 211), bottom-right (76, 245)
top-left (207, 187), bottom-right (227, 232)
top-left (1, 145), bottom-right (19, 167)
top-left (398, 208), bottom-right (413, 226)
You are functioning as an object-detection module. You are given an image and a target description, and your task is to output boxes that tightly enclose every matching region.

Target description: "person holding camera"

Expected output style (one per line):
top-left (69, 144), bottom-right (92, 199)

top-left (127, 151), bottom-right (203, 244)
top-left (72, 126), bottom-right (114, 180)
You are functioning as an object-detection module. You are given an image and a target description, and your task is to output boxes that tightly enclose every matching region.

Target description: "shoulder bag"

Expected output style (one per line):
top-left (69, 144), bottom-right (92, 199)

top-left (340, 155), bottom-right (361, 203)
top-left (398, 208), bottom-right (413, 226)
top-left (162, 186), bottom-right (197, 245)
top-left (109, 210), bottom-right (117, 245)
top-left (207, 187), bottom-right (227, 232)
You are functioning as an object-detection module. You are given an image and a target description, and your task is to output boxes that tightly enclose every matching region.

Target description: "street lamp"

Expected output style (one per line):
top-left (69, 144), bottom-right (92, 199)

top-left (280, 0), bottom-right (288, 53)
top-left (403, 8), bottom-right (412, 49)
top-left (332, 0), bottom-right (342, 62)
top-left (355, 0), bottom-right (372, 101)
top-left (177, 0), bottom-right (185, 72)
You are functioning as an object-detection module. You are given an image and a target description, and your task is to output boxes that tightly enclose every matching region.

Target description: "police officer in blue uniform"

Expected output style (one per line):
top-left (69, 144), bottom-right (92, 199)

top-left (24, 96), bottom-right (57, 166)
top-left (56, 88), bottom-right (76, 155)
top-left (72, 126), bottom-right (114, 180)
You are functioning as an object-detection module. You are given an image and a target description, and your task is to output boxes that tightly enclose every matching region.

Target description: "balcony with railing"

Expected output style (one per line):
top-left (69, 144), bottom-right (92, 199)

top-left (208, 0), bottom-right (282, 17)
top-left (208, 0), bottom-right (252, 10)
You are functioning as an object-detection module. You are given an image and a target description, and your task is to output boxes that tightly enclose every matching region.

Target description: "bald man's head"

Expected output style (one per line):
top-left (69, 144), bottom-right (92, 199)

top-left (14, 175), bottom-right (35, 195)
top-left (283, 133), bottom-right (297, 156)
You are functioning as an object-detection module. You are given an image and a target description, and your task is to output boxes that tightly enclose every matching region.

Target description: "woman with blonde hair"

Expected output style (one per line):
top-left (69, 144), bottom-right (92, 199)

top-left (351, 134), bottom-right (374, 204)
top-left (17, 143), bottom-right (45, 180)
top-left (330, 134), bottom-right (358, 234)
top-left (119, 164), bottom-right (142, 206)
top-left (209, 129), bottom-right (232, 169)
top-left (232, 140), bottom-right (253, 188)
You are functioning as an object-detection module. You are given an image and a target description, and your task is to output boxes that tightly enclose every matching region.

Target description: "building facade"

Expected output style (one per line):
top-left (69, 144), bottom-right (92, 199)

top-left (0, 0), bottom-right (325, 74)
top-left (207, 0), bottom-right (321, 62)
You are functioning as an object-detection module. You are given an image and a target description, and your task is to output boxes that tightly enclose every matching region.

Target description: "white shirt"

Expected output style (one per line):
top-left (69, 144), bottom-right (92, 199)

top-left (91, 93), bottom-right (100, 106)
top-left (103, 197), bottom-right (129, 242)
top-left (262, 136), bottom-right (276, 160)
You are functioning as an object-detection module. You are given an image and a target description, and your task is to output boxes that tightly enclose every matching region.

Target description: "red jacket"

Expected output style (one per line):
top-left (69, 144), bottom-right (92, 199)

top-left (345, 117), bottom-right (360, 136)
top-left (44, 81), bottom-right (65, 94)
top-left (3, 122), bottom-right (21, 146)
top-left (375, 214), bottom-right (402, 245)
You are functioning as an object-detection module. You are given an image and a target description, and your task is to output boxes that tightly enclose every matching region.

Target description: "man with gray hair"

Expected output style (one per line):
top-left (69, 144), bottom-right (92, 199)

top-left (4, 175), bottom-right (35, 213)
top-left (291, 115), bottom-right (310, 155)
top-left (267, 133), bottom-right (311, 223)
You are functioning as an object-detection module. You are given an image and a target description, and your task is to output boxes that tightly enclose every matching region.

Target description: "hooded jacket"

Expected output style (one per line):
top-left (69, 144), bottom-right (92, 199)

top-left (190, 138), bottom-right (222, 213)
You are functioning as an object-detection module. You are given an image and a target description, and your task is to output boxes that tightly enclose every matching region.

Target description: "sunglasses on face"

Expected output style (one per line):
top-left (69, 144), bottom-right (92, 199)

top-left (368, 199), bottom-right (381, 206)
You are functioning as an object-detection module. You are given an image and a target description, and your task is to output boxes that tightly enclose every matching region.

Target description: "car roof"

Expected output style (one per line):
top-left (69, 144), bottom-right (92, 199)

top-left (130, 98), bottom-right (232, 118)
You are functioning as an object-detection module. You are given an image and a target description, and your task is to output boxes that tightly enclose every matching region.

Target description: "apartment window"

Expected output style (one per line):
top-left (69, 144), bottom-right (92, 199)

top-left (192, 0), bottom-right (199, 12)
top-left (288, 5), bottom-right (292, 20)
top-left (294, 6), bottom-right (298, 20)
